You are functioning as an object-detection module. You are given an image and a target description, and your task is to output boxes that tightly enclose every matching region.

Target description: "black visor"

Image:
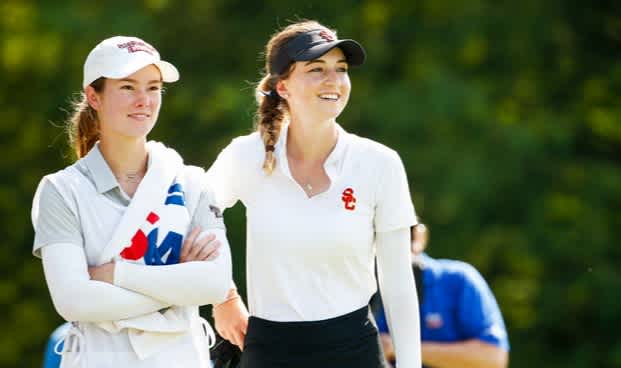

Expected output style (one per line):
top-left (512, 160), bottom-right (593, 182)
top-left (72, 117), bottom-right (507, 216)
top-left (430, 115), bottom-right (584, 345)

top-left (270, 29), bottom-right (366, 75)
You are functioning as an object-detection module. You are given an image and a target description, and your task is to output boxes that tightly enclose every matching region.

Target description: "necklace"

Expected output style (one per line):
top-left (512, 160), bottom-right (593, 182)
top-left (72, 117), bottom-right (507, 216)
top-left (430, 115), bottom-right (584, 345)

top-left (115, 170), bottom-right (145, 184)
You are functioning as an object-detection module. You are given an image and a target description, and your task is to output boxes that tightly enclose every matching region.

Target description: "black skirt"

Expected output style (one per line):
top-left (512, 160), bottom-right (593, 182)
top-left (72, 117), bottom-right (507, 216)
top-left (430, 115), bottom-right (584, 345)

top-left (240, 306), bottom-right (387, 368)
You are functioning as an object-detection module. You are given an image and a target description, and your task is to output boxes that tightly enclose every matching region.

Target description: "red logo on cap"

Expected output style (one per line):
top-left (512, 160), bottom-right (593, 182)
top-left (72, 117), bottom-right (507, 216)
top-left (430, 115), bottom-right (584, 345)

top-left (117, 41), bottom-right (155, 55)
top-left (342, 188), bottom-right (356, 211)
top-left (319, 30), bottom-right (336, 42)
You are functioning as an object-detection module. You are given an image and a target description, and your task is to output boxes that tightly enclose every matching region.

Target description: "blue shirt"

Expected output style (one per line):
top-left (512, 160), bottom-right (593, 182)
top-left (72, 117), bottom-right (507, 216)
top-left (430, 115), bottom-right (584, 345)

top-left (42, 323), bottom-right (70, 368)
top-left (375, 254), bottom-right (509, 351)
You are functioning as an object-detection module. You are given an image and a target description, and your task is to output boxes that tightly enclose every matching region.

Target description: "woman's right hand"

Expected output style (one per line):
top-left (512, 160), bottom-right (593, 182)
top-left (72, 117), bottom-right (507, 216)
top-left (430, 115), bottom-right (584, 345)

top-left (213, 288), bottom-right (249, 349)
top-left (180, 226), bottom-right (221, 262)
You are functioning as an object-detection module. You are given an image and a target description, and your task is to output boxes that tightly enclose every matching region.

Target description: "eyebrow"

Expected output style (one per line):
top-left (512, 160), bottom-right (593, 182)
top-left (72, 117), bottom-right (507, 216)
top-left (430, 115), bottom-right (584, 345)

top-left (304, 59), bottom-right (348, 66)
top-left (119, 78), bottom-right (163, 84)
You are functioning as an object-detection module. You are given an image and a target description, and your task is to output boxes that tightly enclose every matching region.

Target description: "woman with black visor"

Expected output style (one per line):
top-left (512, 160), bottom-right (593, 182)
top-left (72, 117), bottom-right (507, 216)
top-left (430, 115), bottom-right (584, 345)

top-left (206, 20), bottom-right (421, 368)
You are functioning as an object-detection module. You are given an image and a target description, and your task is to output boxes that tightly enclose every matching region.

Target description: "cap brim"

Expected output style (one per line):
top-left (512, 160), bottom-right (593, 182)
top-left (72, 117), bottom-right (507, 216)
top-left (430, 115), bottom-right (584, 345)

top-left (154, 60), bottom-right (179, 83)
top-left (95, 59), bottom-right (179, 85)
top-left (296, 39), bottom-right (366, 66)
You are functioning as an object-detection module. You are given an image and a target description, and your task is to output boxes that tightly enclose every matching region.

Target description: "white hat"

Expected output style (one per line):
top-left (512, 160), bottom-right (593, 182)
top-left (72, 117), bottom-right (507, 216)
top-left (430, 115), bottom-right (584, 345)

top-left (83, 36), bottom-right (179, 89)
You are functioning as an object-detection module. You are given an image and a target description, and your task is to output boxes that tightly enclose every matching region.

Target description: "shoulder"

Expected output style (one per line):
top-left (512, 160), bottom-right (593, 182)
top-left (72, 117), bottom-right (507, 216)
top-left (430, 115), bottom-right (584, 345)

top-left (347, 133), bottom-right (402, 165)
top-left (216, 131), bottom-right (265, 169)
top-left (430, 257), bottom-right (489, 290)
top-left (34, 163), bottom-right (85, 201)
top-left (31, 166), bottom-right (84, 243)
top-left (40, 163), bottom-right (82, 187)
top-left (227, 131), bottom-right (264, 156)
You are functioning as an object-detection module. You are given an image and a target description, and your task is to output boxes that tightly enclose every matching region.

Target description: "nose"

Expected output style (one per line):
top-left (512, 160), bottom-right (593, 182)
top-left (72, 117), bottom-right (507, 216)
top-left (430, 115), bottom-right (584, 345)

top-left (324, 69), bottom-right (340, 86)
top-left (134, 89), bottom-right (151, 108)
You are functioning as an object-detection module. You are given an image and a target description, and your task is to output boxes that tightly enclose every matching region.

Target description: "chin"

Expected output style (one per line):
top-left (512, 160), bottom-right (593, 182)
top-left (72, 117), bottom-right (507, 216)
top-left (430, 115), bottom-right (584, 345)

top-left (322, 108), bottom-right (345, 121)
top-left (125, 125), bottom-right (156, 138)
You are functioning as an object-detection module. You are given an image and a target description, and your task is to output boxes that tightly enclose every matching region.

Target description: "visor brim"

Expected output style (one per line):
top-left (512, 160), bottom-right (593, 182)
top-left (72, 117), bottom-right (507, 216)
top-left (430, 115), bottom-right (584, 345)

top-left (295, 39), bottom-right (366, 66)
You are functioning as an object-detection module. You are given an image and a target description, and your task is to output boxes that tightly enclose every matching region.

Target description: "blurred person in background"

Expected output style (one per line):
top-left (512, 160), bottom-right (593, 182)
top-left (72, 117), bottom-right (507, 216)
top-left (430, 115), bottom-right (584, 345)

top-left (373, 223), bottom-right (509, 368)
top-left (32, 36), bottom-right (231, 367)
top-left (42, 323), bottom-right (69, 368)
top-left (205, 20), bottom-right (421, 368)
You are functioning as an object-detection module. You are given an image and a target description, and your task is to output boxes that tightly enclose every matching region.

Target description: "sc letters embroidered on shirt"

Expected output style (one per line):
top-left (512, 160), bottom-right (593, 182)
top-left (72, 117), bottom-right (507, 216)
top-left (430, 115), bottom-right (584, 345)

top-left (341, 187), bottom-right (356, 211)
top-left (120, 183), bottom-right (188, 265)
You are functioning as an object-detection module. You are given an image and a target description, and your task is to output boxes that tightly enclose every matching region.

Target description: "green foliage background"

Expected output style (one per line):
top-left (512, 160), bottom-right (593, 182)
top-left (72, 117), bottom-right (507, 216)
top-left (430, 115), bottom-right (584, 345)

top-left (1, 1), bottom-right (619, 367)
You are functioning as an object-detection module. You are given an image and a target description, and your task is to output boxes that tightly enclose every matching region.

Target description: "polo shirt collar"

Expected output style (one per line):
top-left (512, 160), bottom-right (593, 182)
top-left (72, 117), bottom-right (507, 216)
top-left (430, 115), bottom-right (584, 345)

top-left (81, 142), bottom-right (119, 194)
top-left (275, 122), bottom-right (350, 179)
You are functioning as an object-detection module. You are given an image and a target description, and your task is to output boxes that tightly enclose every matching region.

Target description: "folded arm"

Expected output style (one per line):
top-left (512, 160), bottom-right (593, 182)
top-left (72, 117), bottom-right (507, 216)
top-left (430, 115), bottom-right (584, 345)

top-left (42, 243), bottom-right (169, 323)
top-left (113, 228), bottom-right (232, 306)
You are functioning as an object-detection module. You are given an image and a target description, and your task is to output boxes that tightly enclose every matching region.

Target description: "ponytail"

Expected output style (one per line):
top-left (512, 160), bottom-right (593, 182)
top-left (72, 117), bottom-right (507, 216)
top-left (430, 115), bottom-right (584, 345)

top-left (67, 78), bottom-right (105, 159)
top-left (256, 20), bottom-right (327, 174)
top-left (255, 74), bottom-right (287, 174)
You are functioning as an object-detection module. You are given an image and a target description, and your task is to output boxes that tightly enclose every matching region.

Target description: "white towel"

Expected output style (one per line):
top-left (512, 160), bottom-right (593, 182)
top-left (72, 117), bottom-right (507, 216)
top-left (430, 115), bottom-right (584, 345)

top-left (95, 141), bottom-right (195, 359)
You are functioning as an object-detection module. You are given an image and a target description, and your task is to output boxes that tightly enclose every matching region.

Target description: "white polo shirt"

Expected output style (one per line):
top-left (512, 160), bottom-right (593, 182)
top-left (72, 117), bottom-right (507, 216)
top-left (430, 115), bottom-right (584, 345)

top-left (206, 123), bottom-right (416, 321)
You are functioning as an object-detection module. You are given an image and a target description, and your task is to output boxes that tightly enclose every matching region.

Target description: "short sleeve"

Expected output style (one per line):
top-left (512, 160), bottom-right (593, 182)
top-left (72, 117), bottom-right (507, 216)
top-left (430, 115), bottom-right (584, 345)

top-left (31, 177), bottom-right (83, 258)
top-left (457, 265), bottom-right (510, 351)
top-left (374, 150), bottom-right (417, 233)
top-left (205, 141), bottom-right (241, 210)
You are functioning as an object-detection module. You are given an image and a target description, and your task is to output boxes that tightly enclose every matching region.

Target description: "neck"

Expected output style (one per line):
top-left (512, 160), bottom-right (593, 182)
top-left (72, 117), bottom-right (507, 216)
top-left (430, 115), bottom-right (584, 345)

top-left (286, 116), bottom-right (338, 163)
top-left (98, 137), bottom-right (149, 178)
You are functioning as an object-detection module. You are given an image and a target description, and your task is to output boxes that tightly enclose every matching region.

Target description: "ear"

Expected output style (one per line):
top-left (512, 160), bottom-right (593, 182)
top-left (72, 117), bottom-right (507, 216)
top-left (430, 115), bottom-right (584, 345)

top-left (275, 80), bottom-right (289, 100)
top-left (85, 85), bottom-right (102, 111)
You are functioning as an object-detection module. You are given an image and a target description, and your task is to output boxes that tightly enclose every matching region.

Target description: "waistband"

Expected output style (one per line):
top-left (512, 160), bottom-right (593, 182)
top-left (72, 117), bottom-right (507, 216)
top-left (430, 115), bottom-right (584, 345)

top-left (246, 306), bottom-right (375, 346)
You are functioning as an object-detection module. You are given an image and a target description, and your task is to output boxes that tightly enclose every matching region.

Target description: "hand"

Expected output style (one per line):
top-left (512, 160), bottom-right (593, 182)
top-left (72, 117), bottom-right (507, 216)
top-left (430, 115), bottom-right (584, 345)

top-left (88, 262), bottom-right (115, 284)
top-left (213, 288), bottom-right (249, 350)
top-left (380, 333), bottom-right (396, 364)
top-left (180, 227), bottom-right (222, 262)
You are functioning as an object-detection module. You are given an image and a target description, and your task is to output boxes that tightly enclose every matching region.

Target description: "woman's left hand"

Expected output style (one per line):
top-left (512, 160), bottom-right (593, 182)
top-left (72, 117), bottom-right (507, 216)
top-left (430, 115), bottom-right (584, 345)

top-left (180, 226), bottom-right (222, 262)
top-left (88, 262), bottom-right (115, 284)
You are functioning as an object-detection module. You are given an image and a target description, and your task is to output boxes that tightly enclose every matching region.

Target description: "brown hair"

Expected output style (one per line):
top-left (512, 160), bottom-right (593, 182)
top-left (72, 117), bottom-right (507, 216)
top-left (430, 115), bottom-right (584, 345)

top-left (67, 78), bottom-right (106, 159)
top-left (255, 20), bottom-right (336, 174)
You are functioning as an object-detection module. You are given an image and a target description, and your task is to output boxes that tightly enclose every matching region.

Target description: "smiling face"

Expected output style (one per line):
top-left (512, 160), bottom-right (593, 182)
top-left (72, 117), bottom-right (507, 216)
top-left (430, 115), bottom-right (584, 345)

top-left (86, 64), bottom-right (163, 142)
top-left (277, 47), bottom-right (351, 124)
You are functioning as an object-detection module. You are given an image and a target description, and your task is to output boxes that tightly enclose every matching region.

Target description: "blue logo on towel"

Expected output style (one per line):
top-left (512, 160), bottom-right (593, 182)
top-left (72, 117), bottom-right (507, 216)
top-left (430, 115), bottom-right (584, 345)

top-left (121, 183), bottom-right (187, 265)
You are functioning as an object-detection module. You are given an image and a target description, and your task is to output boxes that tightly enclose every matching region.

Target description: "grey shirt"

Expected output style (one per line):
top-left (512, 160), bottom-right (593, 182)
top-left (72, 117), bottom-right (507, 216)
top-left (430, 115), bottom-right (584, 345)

top-left (32, 144), bottom-right (224, 256)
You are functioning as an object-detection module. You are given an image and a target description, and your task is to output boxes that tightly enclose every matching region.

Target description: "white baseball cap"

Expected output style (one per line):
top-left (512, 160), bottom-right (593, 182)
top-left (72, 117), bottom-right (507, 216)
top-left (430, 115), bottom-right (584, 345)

top-left (83, 36), bottom-right (179, 89)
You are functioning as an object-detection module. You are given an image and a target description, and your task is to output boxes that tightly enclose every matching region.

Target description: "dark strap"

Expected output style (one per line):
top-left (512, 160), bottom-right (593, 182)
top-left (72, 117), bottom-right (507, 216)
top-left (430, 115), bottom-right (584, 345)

top-left (413, 263), bottom-right (424, 306)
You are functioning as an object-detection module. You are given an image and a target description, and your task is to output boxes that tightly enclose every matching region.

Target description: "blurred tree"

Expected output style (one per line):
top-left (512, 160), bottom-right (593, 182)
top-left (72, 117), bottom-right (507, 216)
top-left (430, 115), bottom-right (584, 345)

top-left (1, 0), bottom-right (619, 367)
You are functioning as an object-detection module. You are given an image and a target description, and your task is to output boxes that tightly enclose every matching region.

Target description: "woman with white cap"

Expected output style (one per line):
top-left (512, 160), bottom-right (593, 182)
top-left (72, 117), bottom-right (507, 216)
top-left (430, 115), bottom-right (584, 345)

top-left (206, 20), bottom-right (421, 368)
top-left (31, 36), bottom-right (231, 367)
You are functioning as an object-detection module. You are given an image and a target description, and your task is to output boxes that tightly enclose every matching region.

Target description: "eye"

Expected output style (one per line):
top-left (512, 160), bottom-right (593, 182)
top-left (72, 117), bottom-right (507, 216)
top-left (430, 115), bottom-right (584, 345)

top-left (149, 85), bottom-right (162, 92)
top-left (120, 84), bottom-right (133, 90)
top-left (337, 66), bottom-right (349, 73)
top-left (308, 67), bottom-right (323, 73)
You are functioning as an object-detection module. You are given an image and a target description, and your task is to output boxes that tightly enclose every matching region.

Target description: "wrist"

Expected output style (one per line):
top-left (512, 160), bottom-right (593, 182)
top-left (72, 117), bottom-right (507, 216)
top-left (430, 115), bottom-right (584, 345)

top-left (214, 288), bottom-right (241, 309)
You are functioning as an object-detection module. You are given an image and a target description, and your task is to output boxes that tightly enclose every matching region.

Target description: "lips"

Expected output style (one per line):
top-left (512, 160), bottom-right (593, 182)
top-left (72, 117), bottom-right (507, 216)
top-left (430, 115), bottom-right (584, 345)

top-left (128, 113), bottom-right (151, 120)
top-left (318, 93), bottom-right (339, 101)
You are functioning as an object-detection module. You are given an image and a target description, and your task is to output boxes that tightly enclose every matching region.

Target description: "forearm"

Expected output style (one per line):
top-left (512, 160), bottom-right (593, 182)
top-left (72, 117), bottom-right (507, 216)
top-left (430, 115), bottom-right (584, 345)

top-left (376, 228), bottom-right (421, 368)
top-left (42, 243), bottom-right (169, 322)
top-left (114, 228), bottom-right (232, 306)
top-left (422, 339), bottom-right (508, 368)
